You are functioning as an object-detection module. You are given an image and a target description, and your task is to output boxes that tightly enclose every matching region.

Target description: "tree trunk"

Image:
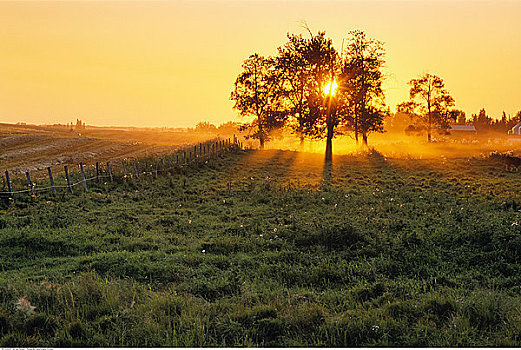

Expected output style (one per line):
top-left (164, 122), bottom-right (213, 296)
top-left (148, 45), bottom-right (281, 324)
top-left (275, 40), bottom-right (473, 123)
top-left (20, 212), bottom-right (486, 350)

top-left (427, 113), bottom-right (432, 142)
top-left (299, 135), bottom-right (305, 150)
top-left (325, 117), bottom-right (334, 163)
top-left (427, 105), bottom-right (432, 143)
top-left (355, 113), bottom-right (359, 145)
top-left (258, 122), bottom-right (265, 149)
top-left (325, 135), bottom-right (333, 163)
top-left (325, 106), bottom-right (335, 163)
top-left (362, 133), bottom-right (368, 146)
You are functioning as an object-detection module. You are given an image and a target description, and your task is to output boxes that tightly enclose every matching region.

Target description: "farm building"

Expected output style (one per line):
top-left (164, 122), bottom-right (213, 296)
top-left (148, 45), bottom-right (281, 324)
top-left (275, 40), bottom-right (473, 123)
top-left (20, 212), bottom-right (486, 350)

top-left (433, 125), bottom-right (476, 134)
top-left (508, 122), bottom-right (521, 135)
top-left (448, 125), bottom-right (476, 133)
top-left (432, 125), bottom-right (476, 139)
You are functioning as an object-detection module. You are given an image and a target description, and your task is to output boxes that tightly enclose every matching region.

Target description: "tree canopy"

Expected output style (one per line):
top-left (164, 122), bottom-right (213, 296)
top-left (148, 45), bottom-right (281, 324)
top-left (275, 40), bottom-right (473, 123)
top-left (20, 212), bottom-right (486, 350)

top-left (231, 29), bottom-right (389, 161)
top-left (230, 54), bottom-right (287, 149)
top-left (339, 30), bottom-right (387, 145)
top-left (397, 73), bottom-right (455, 142)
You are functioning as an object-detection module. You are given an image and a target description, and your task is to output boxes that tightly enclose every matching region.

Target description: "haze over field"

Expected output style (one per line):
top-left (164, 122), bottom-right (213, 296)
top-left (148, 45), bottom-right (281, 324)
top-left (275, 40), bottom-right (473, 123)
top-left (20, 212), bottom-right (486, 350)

top-left (1, 0), bottom-right (520, 128)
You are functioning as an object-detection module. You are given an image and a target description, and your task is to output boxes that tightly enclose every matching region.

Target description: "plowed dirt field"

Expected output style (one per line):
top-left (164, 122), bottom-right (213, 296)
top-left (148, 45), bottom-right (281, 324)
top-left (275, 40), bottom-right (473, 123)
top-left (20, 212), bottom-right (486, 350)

top-left (0, 123), bottom-right (221, 175)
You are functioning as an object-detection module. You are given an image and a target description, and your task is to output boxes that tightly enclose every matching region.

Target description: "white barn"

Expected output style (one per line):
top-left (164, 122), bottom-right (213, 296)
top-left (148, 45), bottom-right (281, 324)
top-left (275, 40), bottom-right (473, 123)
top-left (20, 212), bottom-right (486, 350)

top-left (509, 122), bottom-right (521, 135)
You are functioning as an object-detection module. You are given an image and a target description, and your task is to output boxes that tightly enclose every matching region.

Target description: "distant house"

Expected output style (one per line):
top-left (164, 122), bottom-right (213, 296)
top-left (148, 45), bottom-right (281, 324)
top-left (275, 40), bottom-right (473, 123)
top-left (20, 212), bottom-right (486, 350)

top-left (434, 125), bottom-right (476, 134)
top-left (448, 125), bottom-right (476, 133)
top-left (508, 122), bottom-right (521, 135)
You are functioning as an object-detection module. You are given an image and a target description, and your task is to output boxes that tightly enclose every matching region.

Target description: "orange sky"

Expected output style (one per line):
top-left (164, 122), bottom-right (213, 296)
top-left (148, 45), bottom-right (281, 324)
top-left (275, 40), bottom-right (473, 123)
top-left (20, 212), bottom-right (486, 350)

top-left (0, 1), bottom-right (520, 128)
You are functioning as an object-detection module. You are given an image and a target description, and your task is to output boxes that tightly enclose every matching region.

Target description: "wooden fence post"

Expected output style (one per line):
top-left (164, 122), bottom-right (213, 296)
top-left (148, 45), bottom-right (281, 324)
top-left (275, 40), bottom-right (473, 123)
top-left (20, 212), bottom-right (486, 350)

top-left (64, 166), bottom-right (73, 194)
top-left (107, 162), bottom-right (113, 182)
top-left (79, 163), bottom-right (88, 192)
top-left (199, 143), bottom-right (202, 157)
top-left (25, 171), bottom-right (34, 196)
top-left (133, 162), bottom-right (139, 179)
top-left (155, 161), bottom-right (158, 178)
top-left (47, 167), bottom-right (56, 196)
top-left (96, 162), bottom-right (100, 182)
top-left (184, 151), bottom-right (187, 165)
top-left (122, 160), bottom-right (127, 176)
top-left (5, 170), bottom-right (13, 197)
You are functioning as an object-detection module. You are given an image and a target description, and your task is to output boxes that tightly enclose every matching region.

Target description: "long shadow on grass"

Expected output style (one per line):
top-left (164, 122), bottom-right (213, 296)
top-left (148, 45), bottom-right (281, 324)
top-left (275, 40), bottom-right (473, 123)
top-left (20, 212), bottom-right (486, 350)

top-left (322, 158), bottom-right (332, 190)
top-left (225, 150), bottom-right (299, 185)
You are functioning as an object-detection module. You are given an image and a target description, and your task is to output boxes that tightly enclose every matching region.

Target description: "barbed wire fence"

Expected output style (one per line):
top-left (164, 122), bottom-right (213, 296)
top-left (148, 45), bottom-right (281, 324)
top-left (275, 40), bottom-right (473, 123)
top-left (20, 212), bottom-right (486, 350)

top-left (0, 136), bottom-right (243, 200)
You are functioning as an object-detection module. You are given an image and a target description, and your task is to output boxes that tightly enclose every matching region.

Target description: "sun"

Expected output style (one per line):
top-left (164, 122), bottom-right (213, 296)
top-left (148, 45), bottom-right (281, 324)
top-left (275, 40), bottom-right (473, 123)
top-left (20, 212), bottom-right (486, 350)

top-left (323, 80), bottom-right (338, 96)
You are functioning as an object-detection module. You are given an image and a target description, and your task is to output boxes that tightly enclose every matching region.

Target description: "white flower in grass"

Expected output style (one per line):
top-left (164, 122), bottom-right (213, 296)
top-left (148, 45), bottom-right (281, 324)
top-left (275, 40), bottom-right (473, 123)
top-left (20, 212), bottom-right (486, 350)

top-left (15, 297), bottom-right (36, 314)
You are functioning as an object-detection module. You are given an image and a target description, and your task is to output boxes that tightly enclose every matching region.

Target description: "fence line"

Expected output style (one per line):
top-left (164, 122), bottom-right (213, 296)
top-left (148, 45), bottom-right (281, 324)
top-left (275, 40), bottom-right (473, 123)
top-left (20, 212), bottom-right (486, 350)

top-left (0, 136), bottom-right (243, 198)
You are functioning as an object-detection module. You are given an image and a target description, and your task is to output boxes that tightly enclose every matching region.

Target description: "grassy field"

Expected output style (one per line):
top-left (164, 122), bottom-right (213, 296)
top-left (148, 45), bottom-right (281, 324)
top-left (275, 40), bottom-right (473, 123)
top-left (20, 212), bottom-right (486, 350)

top-left (1, 148), bottom-right (521, 346)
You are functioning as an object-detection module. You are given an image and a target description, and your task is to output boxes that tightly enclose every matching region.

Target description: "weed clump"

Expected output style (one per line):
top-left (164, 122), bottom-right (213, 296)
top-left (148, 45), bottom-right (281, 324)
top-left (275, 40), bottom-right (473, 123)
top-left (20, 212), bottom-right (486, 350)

top-left (293, 222), bottom-right (367, 252)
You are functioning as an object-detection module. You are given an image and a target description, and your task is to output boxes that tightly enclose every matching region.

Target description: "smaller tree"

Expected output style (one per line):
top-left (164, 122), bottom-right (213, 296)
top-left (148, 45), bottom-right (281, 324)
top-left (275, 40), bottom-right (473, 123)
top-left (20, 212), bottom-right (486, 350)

top-left (277, 33), bottom-right (313, 145)
top-left (231, 54), bottom-right (286, 149)
top-left (472, 108), bottom-right (493, 132)
top-left (339, 30), bottom-right (387, 146)
top-left (195, 121), bottom-right (217, 133)
top-left (397, 73), bottom-right (454, 142)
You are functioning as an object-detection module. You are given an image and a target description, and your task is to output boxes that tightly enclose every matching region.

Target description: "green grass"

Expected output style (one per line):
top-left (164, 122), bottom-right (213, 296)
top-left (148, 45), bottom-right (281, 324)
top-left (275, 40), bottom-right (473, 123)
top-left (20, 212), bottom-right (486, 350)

top-left (1, 148), bottom-right (521, 346)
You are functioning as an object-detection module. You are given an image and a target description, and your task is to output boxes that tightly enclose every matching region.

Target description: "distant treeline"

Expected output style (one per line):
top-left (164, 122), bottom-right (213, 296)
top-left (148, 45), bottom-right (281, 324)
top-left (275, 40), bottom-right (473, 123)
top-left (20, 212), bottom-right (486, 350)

top-left (386, 109), bottom-right (521, 135)
top-left (190, 121), bottom-right (242, 135)
top-left (468, 109), bottom-right (521, 133)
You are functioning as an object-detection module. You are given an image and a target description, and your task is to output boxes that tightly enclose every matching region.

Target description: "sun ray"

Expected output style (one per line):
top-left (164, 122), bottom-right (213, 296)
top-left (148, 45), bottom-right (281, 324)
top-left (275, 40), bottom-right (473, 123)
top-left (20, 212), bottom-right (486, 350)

top-left (323, 80), bottom-right (338, 96)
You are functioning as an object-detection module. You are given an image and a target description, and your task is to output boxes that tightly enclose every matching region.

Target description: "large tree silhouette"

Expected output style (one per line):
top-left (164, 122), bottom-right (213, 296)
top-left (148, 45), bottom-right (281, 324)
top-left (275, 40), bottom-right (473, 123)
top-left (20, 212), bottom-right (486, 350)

top-left (338, 30), bottom-right (387, 146)
top-left (232, 29), bottom-right (390, 157)
top-left (397, 73), bottom-right (454, 142)
top-left (231, 54), bottom-right (286, 149)
top-left (277, 31), bottom-right (338, 162)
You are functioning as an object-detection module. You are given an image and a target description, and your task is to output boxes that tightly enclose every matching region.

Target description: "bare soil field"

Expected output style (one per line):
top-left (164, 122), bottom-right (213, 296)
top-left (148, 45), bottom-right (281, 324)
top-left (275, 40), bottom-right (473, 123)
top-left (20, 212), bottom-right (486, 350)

top-left (0, 123), bottom-right (224, 175)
